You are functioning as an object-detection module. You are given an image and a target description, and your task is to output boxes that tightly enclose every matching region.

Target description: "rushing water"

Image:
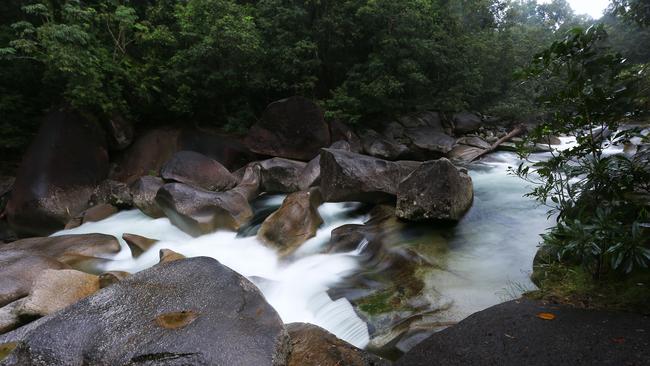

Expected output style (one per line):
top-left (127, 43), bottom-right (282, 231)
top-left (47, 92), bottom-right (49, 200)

top-left (51, 148), bottom-right (564, 351)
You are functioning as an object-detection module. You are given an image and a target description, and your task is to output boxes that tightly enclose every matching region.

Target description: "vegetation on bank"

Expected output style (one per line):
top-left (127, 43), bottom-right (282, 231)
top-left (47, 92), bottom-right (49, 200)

top-left (519, 2), bottom-right (650, 311)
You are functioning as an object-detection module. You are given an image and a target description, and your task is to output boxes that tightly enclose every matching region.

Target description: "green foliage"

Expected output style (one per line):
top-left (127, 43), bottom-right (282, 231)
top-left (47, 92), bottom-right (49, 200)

top-left (514, 25), bottom-right (650, 278)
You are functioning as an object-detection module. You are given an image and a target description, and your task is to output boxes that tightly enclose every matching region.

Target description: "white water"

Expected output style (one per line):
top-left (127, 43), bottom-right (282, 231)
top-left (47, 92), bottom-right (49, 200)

top-left (52, 202), bottom-right (371, 348)
top-left (52, 138), bottom-right (605, 351)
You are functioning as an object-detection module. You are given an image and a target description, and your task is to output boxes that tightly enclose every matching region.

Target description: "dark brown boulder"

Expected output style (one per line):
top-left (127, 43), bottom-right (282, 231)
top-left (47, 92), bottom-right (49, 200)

top-left (319, 149), bottom-right (420, 203)
top-left (398, 111), bottom-right (445, 130)
top-left (246, 96), bottom-right (331, 161)
top-left (360, 129), bottom-right (409, 160)
top-left (297, 140), bottom-right (352, 191)
top-left (287, 323), bottom-right (390, 366)
top-left (156, 183), bottom-right (254, 235)
top-left (452, 112), bottom-right (482, 134)
top-left (396, 159), bottom-right (473, 221)
top-left (130, 176), bottom-right (165, 218)
top-left (177, 129), bottom-right (259, 171)
top-left (109, 128), bottom-right (180, 184)
top-left (90, 179), bottom-right (132, 208)
top-left (6, 108), bottom-right (109, 236)
top-left (402, 127), bottom-right (456, 158)
top-left (258, 189), bottom-right (323, 256)
top-left (329, 120), bottom-right (363, 153)
top-left (64, 204), bottom-right (118, 230)
top-left (161, 151), bottom-right (238, 191)
top-left (257, 158), bottom-right (307, 193)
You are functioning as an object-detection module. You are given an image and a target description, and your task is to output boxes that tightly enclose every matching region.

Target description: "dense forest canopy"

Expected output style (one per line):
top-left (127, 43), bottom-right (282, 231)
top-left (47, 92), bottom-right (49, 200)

top-left (0, 0), bottom-right (648, 155)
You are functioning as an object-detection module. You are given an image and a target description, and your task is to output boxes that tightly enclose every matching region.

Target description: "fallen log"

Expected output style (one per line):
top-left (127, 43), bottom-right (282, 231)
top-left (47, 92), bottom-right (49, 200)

top-left (469, 124), bottom-right (526, 162)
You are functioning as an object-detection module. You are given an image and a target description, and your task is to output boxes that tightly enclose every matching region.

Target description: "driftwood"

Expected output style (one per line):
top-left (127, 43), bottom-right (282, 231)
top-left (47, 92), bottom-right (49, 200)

top-left (469, 124), bottom-right (526, 162)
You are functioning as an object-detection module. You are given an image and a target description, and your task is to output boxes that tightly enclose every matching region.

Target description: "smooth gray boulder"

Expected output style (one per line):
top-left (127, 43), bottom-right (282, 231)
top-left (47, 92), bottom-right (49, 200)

top-left (256, 158), bottom-right (307, 193)
top-left (0, 257), bottom-right (290, 366)
top-left (320, 149), bottom-right (420, 203)
top-left (396, 159), bottom-right (473, 221)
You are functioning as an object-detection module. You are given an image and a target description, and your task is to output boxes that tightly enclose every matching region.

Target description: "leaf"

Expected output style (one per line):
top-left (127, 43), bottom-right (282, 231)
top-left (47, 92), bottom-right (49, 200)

top-left (536, 312), bottom-right (556, 320)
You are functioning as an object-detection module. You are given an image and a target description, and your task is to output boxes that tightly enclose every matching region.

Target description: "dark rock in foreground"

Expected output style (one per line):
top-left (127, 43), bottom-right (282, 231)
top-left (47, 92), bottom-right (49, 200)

top-left (246, 96), bottom-right (331, 161)
top-left (396, 159), bottom-right (473, 221)
top-left (319, 149), bottom-right (420, 204)
top-left (287, 323), bottom-right (390, 366)
top-left (6, 108), bottom-right (109, 236)
top-left (0, 257), bottom-right (289, 366)
top-left (396, 299), bottom-right (650, 366)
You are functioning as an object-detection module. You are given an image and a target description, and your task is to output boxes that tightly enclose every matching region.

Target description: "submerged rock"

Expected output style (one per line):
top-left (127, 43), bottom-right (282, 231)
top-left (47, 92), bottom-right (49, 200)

top-left (6, 108), bottom-right (109, 236)
top-left (0, 257), bottom-right (290, 366)
top-left (246, 96), bottom-right (330, 161)
top-left (258, 189), bottom-right (323, 256)
top-left (287, 323), bottom-right (390, 366)
top-left (161, 151), bottom-right (238, 192)
top-left (396, 159), bottom-right (473, 221)
top-left (319, 149), bottom-right (420, 204)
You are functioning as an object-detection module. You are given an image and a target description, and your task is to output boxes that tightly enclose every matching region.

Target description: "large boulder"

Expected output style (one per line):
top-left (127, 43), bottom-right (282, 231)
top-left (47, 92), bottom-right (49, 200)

top-left (1, 234), bottom-right (121, 262)
top-left (452, 112), bottom-right (482, 134)
top-left (256, 158), bottom-right (307, 193)
top-left (402, 127), bottom-right (456, 158)
top-left (156, 183), bottom-right (255, 235)
top-left (448, 145), bottom-right (485, 163)
top-left (246, 96), bottom-right (331, 161)
top-left (0, 257), bottom-right (290, 366)
top-left (177, 129), bottom-right (259, 172)
top-left (131, 176), bottom-right (165, 218)
top-left (103, 113), bottom-right (134, 151)
top-left (258, 189), bottom-right (323, 256)
top-left (64, 203), bottom-right (118, 230)
top-left (0, 254), bottom-right (69, 308)
top-left (319, 149), bottom-right (420, 203)
top-left (398, 111), bottom-right (445, 130)
top-left (297, 141), bottom-right (352, 191)
top-left (329, 120), bottom-right (363, 153)
top-left (360, 129), bottom-right (409, 160)
top-left (161, 151), bottom-right (238, 191)
top-left (286, 323), bottom-right (389, 366)
top-left (6, 108), bottom-right (109, 236)
top-left (396, 159), bottom-right (473, 221)
top-left (110, 128), bottom-right (180, 184)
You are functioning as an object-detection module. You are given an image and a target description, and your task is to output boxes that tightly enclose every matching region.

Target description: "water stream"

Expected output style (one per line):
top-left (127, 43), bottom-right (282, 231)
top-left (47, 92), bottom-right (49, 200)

top-left (51, 148), bottom-right (564, 351)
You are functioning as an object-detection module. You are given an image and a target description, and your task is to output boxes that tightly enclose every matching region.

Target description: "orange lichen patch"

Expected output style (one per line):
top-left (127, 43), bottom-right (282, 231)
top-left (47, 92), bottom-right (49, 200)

top-left (155, 310), bottom-right (200, 329)
top-left (0, 342), bottom-right (19, 361)
top-left (536, 312), bottom-right (556, 320)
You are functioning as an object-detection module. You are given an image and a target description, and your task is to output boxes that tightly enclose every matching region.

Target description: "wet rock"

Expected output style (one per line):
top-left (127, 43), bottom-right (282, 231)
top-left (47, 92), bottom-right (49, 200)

top-left (287, 323), bottom-right (390, 366)
top-left (177, 129), bottom-right (258, 171)
top-left (156, 183), bottom-right (254, 235)
top-left (402, 127), bottom-right (456, 158)
top-left (0, 257), bottom-right (290, 366)
top-left (6, 108), bottom-right (109, 236)
top-left (258, 189), bottom-right (323, 256)
top-left (104, 113), bottom-right (134, 151)
top-left (0, 254), bottom-right (69, 308)
top-left (64, 204), bottom-right (118, 230)
top-left (0, 299), bottom-right (23, 334)
top-left (360, 129), bottom-right (409, 160)
top-left (98, 271), bottom-right (130, 288)
top-left (246, 96), bottom-right (330, 161)
top-left (1, 234), bottom-right (121, 262)
top-left (131, 176), bottom-right (165, 218)
top-left (320, 149), bottom-right (420, 204)
top-left (161, 151), bottom-right (238, 192)
top-left (398, 111), bottom-right (444, 130)
top-left (110, 128), bottom-right (180, 184)
top-left (330, 120), bottom-right (363, 153)
top-left (16, 269), bottom-right (99, 318)
top-left (159, 248), bottom-right (186, 263)
top-left (453, 112), bottom-right (482, 134)
top-left (396, 159), bottom-right (473, 221)
top-left (91, 179), bottom-right (133, 208)
top-left (257, 158), bottom-right (307, 193)
top-left (123, 233), bottom-right (158, 258)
